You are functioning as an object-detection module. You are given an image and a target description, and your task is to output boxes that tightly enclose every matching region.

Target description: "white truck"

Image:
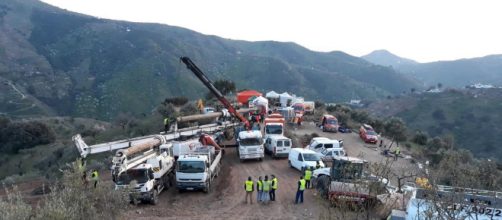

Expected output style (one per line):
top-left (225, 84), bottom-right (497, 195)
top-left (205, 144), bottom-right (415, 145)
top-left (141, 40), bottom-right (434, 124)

top-left (237, 129), bottom-right (264, 161)
top-left (112, 141), bottom-right (175, 205)
top-left (176, 134), bottom-right (222, 193)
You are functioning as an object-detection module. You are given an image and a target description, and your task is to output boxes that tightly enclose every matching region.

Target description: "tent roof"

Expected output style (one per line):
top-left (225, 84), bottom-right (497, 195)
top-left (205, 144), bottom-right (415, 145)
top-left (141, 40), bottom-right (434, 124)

top-left (279, 92), bottom-right (292, 98)
top-left (265, 91), bottom-right (280, 98)
top-left (237, 90), bottom-right (262, 97)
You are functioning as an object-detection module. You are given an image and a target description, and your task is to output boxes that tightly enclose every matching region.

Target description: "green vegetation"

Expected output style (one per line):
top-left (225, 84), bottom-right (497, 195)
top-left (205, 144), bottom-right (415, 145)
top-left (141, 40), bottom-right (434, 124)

top-left (0, 117), bottom-right (55, 153)
top-left (0, 161), bottom-right (128, 220)
top-left (396, 89), bottom-right (502, 159)
top-left (0, 0), bottom-right (420, 120)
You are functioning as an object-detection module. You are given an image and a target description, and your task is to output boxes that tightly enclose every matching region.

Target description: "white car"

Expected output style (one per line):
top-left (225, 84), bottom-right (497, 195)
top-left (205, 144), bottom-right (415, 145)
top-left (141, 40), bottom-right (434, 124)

top-left (288, 148), bottom-right (325, 171)
top-left (307, 137), bottom-right (343, 153)
top-left (315, 148), bottom-right (346, 162)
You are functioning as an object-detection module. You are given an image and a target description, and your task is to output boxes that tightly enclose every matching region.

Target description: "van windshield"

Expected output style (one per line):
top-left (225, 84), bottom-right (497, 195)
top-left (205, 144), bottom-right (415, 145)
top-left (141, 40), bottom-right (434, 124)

top-left (303, 153), bottom-right (320, 161)
top-left (327, 119), bottom-right (338, 125)
top-left (367, 131), bottom-right (377, 135)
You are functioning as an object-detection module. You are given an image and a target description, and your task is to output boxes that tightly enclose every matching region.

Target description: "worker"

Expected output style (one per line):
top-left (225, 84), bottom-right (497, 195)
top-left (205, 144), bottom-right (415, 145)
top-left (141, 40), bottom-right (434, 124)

top-left (244, 176), bottom-right (254, 204)
top-left (163, 117), bottom-right (171, 133)
top-left (379, 139), bottom-right (384, 148)
top-left (262, 175), bottom-right (270, 204)
top-left (394, 146), bottom-right (401, 161)
top-left (315, 161), bottom-right (321, 169)
top-left (270, 175), bottom-right (278, 201)
top-left (91, 169), bottom-right (99, 188)
top-left (295, 175), bottom-right (306, 204)
top-left (304, 167), bottom-right (312, 189)
top-left (256, 176), bottom-right (263, 203)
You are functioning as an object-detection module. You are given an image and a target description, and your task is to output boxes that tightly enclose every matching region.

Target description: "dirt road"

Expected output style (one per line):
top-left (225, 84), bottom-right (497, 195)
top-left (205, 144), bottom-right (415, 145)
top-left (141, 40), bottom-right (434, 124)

top-left (125, 123), bottom-right (416, 219)
top-left (127, 147), bottom-right (328, 220)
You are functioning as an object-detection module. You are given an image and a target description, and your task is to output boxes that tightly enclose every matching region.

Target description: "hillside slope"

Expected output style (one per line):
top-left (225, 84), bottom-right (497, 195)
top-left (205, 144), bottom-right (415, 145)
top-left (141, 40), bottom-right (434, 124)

top-left (366, 89), bottom-right (502, 159)
top-left (363, 50), bottom-right (502, 88)
top-left (0, 0), bottom-right (420, 120)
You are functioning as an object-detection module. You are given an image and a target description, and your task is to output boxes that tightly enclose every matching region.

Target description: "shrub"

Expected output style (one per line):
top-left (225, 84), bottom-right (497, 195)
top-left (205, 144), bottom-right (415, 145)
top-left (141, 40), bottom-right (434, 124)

top-left (163, 96), bottom-right (188, 106)
top-left (412, 131), bottom-right (428, 145)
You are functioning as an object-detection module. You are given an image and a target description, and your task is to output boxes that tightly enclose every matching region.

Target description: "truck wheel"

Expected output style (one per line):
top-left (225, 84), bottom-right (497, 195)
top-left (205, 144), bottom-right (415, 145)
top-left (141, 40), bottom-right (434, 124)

top-left (203, 182), bottom-right (210, 193)
top-left (151, 190), bottom-right (159, 205)
top-left (288, 160), bottom-right (293, 168)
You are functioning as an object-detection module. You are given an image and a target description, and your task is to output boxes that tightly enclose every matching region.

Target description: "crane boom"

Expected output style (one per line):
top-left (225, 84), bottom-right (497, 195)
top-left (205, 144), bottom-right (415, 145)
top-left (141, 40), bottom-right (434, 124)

top-left (73, 121), bottom-right (239, 158)
top-left (180, 57), bottom-right (251, 130)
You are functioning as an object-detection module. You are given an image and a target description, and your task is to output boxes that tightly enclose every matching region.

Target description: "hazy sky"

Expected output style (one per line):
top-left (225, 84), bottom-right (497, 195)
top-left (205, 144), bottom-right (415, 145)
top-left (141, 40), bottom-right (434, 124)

top-left (41, 0), bottom-right (502, 63)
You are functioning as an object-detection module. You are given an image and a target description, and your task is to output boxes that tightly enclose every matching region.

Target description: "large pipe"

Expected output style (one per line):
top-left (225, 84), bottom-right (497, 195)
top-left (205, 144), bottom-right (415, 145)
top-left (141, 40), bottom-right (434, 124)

top-left (177, 108), bottom-right (256, 123)
top-left (116, 136), bottom-right (163, 157)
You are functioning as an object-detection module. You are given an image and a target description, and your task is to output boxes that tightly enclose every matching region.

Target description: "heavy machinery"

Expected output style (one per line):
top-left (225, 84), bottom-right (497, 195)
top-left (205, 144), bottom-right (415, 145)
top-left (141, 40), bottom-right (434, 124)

top-left (72, 121), bottom-right (239, 204)
top-left (314, 156), bottom-right (387, 207)
top-left (180, 57), bottom-right (264, 161)
top-left (176, 134), bottom-right (222, 193)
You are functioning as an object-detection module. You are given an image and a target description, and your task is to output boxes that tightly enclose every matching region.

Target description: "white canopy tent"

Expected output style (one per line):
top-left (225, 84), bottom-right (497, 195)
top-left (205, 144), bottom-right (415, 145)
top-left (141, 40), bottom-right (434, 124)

top-left (252, 96), bottom-right (269, 114)
top-left (279, 92), bottom-right (293, 107)
top-left (265, 91), bottom-right (280, 99)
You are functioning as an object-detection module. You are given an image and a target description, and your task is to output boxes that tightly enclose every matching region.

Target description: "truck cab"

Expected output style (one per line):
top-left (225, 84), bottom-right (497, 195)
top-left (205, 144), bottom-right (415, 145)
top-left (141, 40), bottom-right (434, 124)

top-left (237, 130), bottom-right (264, 161)
top-left (176, 154), bottom-right (211, 192)
top-left (264, 135), bottom-right (292, 158)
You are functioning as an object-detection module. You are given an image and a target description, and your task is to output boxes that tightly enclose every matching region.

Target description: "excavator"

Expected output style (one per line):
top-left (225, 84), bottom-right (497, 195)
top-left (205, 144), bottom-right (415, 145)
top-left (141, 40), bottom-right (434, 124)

top-left (180, 57), bottom-right (265, 162)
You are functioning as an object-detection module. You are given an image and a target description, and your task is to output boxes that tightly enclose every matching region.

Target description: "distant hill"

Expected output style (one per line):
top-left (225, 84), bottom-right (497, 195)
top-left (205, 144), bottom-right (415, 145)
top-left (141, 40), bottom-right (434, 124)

top-left (363, 50), bottom-right (502, 88)
top-left (362, 50), bottom-right (418, 69)
top-left (0, 0), bottom-right (421, 120)
top-left (366, 89), bottom-right (502, 160)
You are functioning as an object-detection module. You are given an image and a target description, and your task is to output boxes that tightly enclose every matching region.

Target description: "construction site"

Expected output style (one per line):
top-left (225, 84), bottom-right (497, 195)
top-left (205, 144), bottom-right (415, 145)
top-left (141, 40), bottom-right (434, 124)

top-left (61, 57), bottom-right (501, 219)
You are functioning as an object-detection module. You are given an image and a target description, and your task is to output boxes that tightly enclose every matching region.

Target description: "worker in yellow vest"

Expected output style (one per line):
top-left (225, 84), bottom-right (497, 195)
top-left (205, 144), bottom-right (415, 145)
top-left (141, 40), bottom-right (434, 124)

top-left (163, 117), bottom-right (171, 133)
top-left (91, 169), bottom-right (99, 188)
top-left (244, 176), bottom-right (254, 204)
top-left (394, 146), bottom-right (401, 161)
top-left (295, 175), bottom-right (306, 204)
top-left (304, 167), bottom-right (312, 189)
top-left (256, 176), bottom-right (263, 203)
top-left (262, 175), bottom-right (271, 204)
top-left (270, 175), bottom-right (278, 201)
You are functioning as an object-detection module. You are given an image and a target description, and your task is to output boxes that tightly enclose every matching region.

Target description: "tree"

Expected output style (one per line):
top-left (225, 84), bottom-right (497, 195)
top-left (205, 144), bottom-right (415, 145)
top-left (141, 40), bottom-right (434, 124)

top-left (412, 131), bottom-right (428, 145)
top-left (206, 79), bottom-right (236, 99)
top-left (384, 117), bottom-right (407, 148)
top-left (163, 96), bottom-right (188, 106)
top-left (437, 82), bottom-right (443, 89)
top-left (113, 113), bottom-right (137, 130)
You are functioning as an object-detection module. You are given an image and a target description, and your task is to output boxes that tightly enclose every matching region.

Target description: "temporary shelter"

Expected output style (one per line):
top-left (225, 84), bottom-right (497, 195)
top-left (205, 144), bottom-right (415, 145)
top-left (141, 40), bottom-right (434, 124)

top-left (236, 90), bottom-right (262, 105)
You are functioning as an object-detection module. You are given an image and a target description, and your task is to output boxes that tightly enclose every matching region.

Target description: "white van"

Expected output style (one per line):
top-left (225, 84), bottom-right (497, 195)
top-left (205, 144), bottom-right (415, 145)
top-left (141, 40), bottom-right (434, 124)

top-left (288, 148), bottom-right (325, 172)
top-left (307, 137), bottom-right (343, 153)
top-left (316, 148), bottom-right (346, 162)
top-left (264, 135), bottom-right (292, 158)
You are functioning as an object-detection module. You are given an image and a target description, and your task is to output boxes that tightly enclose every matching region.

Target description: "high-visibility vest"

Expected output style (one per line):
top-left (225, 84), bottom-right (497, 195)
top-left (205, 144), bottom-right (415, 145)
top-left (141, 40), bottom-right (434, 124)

top-left (396, 147), bottom-right (400, 155)
top-left (257, 180), bottom-right (263, 191)
top-left (245, 180), bottom-right (253, 192)
top-left (305, 170), bottom-right (312, 180)
top-left (272, 178), bottom-right (278, 190)
top-left (299, 179), bottom-right (306, 191)
top-left (91, 171), bottom-right (99, 181)
top-left (263, 180), bottom-right (270, 191)
top-left (164, 118), bottom-right (170, 125)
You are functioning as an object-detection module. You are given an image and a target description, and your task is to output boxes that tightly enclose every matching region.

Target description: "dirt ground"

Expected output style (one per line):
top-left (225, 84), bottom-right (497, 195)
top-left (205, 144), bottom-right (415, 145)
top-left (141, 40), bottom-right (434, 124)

top-left (1, 122), bottom-right (417, 219)
top-left (124, 122), bottom-right (417, 220)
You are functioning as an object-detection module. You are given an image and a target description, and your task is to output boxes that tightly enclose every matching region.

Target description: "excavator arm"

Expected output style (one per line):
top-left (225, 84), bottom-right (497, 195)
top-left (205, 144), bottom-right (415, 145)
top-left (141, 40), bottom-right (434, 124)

top-left (180, 57), bottom-right (251, 130)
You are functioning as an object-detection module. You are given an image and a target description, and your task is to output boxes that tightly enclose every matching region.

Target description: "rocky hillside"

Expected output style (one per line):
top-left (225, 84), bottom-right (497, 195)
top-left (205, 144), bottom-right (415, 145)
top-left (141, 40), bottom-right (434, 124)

top-left (0, 0), bottom-right (420, 120)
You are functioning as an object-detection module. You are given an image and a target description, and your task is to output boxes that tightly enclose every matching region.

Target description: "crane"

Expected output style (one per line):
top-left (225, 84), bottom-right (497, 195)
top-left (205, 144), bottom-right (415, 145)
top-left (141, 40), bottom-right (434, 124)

top-left (180, 57), bottom-right (251, 130)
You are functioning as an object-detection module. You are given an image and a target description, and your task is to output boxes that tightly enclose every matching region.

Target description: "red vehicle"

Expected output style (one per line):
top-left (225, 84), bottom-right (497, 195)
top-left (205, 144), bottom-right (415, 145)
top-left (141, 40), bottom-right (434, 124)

top-left (359, 124), bottom-right (378, 144)
top-left (321, 115), bottom-right (339, 133)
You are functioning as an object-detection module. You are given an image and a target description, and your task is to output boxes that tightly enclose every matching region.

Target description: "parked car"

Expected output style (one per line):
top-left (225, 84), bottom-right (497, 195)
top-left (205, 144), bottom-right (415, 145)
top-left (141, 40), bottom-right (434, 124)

top-left (338, 123), bottom-right (352, 133)
top-left (306, 137), bottom-right (343, 153)
top-left (315, 148), bottom-right (346, 162)
top-left (359, 124), bottom-right (378, 144)
top-left (288, 148), bottom-right (325, 171)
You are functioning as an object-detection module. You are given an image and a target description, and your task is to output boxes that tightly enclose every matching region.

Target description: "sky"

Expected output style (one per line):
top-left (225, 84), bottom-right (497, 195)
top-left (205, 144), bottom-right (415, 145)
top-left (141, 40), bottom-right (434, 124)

top-left (41, 0), bottom-right (502, 63)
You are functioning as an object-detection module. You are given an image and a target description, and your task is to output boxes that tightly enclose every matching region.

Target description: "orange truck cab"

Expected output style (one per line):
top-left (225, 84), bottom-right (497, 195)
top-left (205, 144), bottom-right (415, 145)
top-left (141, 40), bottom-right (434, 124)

top-left (321, 115), bottom-right (339, 132)
top-left (359, 124), bottom-right (378, 144)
